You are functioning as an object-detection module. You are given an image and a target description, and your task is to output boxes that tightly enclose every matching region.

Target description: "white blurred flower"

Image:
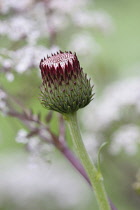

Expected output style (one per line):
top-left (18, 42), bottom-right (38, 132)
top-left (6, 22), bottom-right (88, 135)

top-left (73, 10), bottom-right (95, 27)
top-left (83, 78), bottom-right (140, 131)
top-left (15, 129), bottom-right (53, 162)
top-left (68, 33), bottom-right (101, 56)
top-left (49, 13), bottom-right (69, 31)
top-left (7, 16), bottom-right (37, 41)
top-left (2, 58), bottom-right (13, 69)
top-left (27, 137), bottom-right (40, 152)
top-left (0, 89), bottom-right (8, 114)
top-left (0, 101), bottom-right (8, 114)
top-left (110, 125), bottom-right (140, 155)
top-left (83, 133), bottom-right (99, 161)
top-left (0, 21), bottom-right (7, 35)
top-left (82, 77), bottom-right (140, 156)
top-left (91, 11), bottom-right (114, 34)
top-left (0, 89), bottom-right (7, 100)
top-left (0, 45), bottom-right (59, 74)
top-left (5, 72), bottom-right (14, 82)
top-left (14, 45), bottom-right (59, 73)
top-left (0, 101), bottom-right (6, 110)
top-left (0, 154), bottom-right (92, 210)
top-left (16, 129), bottom-right (41, 151)
top-left (0, 0), bottom-right (33, 14)
top-left (49, 0), bottom-right (88, 14)
top-left (73, 10), bottom-right (114, 34)
top-left (0, 16), bottom-right (41, 42)
top-left (16, 129), bottom-right (28, 144)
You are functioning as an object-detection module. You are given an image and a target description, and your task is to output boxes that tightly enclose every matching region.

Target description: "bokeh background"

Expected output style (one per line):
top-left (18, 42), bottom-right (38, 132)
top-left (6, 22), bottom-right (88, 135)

top-left (0, 0), bottom-right (140, 209)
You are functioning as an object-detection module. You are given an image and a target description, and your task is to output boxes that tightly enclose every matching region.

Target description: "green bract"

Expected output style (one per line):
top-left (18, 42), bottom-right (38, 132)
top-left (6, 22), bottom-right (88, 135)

top-left (39, 51), bottom-right (94, 114)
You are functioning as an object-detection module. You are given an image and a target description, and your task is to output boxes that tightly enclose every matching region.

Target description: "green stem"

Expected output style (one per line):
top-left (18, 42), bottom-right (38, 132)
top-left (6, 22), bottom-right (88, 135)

top-left (64, 112), bottom-right (111, 210)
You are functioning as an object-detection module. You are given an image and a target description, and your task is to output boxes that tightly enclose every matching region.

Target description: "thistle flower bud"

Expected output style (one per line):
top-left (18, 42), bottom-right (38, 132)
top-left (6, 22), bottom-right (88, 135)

top-left (39, 51), bottom-right (94, 114)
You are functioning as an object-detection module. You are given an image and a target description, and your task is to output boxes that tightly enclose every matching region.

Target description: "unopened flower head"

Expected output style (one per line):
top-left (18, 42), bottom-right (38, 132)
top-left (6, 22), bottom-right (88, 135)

top-left (39, 51), bottom-right (94, 114)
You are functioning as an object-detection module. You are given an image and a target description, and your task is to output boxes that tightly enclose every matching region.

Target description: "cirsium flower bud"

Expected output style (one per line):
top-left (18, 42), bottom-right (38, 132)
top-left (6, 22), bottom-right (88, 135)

top-left (39, 51), bottom-right (94, 114)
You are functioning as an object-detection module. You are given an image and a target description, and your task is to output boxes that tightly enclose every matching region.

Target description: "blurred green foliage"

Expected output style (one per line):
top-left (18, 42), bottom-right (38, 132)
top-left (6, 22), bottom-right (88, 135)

top-left (0, 0), bottom-right (140, 209)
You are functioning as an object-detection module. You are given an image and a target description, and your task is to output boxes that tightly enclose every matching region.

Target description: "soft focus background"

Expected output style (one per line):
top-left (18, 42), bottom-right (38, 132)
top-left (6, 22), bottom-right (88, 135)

top-left (0, 0), bottom-right (140, 209)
